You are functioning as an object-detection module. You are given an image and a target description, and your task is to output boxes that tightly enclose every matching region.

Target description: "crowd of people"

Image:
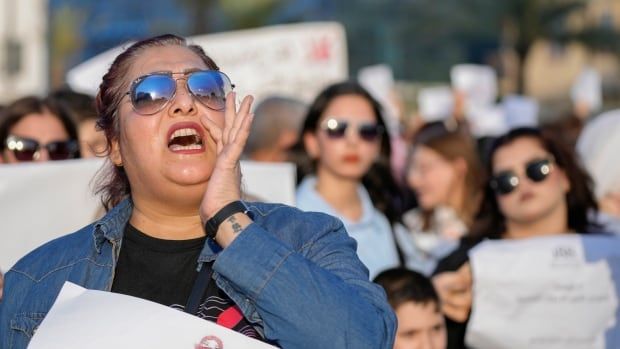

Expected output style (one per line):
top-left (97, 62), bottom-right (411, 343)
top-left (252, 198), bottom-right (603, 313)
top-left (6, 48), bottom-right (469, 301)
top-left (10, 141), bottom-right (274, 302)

top-left (1, 33), bottom-right (620, 349)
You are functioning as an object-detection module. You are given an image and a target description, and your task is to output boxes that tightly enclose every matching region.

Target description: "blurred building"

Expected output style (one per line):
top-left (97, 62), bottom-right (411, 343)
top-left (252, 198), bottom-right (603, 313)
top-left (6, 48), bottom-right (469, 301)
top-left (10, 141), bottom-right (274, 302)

top-left (0, 0), bottom-right (48, 104)
top-left (525, 0), bottom-right (620, 109)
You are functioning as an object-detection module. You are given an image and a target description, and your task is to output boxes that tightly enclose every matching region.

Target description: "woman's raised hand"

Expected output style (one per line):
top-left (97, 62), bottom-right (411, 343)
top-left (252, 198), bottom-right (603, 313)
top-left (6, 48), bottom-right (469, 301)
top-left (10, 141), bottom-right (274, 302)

top-left (199, 92), bottom-right (254, 221)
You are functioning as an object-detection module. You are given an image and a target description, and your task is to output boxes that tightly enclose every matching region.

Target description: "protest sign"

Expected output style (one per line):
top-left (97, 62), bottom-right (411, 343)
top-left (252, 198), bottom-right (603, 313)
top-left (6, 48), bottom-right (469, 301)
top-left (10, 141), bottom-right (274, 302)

top-left (29, 282), bottom-right (277, 349)
top-left (467, 235), bottom-right (620, 349)
top-left (1, 159), bottom-right (295, 270)
top-left (67, 22), bottom-right (348, 104)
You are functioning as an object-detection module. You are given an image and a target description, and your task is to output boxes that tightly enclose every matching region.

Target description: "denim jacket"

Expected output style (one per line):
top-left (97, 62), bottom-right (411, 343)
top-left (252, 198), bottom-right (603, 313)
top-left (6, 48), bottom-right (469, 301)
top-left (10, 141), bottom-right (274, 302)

top-left (0, 199), bottom-right (396, 348)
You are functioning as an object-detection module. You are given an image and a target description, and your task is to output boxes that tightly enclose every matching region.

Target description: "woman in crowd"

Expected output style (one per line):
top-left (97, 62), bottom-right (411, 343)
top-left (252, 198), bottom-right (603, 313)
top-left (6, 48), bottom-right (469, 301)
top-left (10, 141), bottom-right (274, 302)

top-left (295, 81), bottom-right (403, 279)
top-left (0, 34), bottom-right (396, 348)
top-left (432, 127), bottom-right (600, 348)
top-left (396, 122), bottom-right (483, 275)
top-left (0, 96), bottom-right (80, 163)
top-left (50, 87), bottom-right (105, 158)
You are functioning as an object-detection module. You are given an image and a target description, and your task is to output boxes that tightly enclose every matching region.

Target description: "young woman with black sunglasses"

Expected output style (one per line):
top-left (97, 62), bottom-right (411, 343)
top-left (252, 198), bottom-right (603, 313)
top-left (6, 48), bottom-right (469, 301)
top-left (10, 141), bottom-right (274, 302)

top-left (431, 127), bottom-right (601, 349)
top-left (0, 35), bottom-right (396, 348)
top-left (294, 81), bottom-right (403, 279)
top-left (0, 96), bottom-right (80, 163)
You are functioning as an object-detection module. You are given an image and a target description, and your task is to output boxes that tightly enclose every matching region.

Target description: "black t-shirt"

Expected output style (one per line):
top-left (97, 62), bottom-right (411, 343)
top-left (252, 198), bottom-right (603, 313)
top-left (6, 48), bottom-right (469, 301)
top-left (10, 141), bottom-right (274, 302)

top-left (111, 224), bottom-right (262, 340)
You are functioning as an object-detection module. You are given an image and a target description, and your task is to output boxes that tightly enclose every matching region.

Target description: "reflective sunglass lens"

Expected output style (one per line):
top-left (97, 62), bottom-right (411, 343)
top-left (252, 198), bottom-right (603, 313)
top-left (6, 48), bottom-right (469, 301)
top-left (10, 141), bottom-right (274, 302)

top-left (324, 119), bottom-right (348, 138)
top-left (132, 75), bottom-right (176, 115)
top-left (492, 172), bottom-right (519, 195)
top-left (188, 71), bottom-right (231, 111)
top-left (358, 124), bottom-right (383, 142)
top-left (13, 149), bottom-right (37, 161)
top-left (6, 136), bottom-right (38, 161)
top-left (47, 141), bottom-right (78, 160)
top-left (526, 159), bottom-right (551, 182)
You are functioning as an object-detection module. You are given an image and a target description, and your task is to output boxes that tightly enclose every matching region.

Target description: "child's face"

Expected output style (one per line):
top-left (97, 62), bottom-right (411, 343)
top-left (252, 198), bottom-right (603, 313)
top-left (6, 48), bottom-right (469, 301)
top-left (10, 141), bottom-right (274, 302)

top-left (394, 301), bottom-right (447, 349)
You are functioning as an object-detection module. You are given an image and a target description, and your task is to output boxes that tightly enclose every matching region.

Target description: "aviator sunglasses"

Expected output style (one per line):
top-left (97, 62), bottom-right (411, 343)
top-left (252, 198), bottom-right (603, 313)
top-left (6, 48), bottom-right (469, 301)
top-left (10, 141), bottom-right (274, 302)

top-left (5, 135), bottom-right (79, 162)
top-left (320, 118), bottom-right (384, 142)
top-left (489, 158), bottom-right (554, 195)
top-left (126, 70), bottom-right (235, 115)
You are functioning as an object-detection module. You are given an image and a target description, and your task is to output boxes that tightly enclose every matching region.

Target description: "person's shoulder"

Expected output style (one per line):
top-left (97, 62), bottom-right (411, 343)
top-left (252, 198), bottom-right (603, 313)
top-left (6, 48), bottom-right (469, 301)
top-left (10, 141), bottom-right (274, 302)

top-left (247, 201), bottom-right (342, 225)
top-left (246, 201), bottom-right (345, 240)
top-left (10, 223), bottom-right (97, 280)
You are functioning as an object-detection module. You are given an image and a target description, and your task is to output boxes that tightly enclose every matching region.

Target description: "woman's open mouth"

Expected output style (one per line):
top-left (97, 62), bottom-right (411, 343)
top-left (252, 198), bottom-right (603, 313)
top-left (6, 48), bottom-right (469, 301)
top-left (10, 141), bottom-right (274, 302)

top-left (167, 122), bottom-right (205, 154)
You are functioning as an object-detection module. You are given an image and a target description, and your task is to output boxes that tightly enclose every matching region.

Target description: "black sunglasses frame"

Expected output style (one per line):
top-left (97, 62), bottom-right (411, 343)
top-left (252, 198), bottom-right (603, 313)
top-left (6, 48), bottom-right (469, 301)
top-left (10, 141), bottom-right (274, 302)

top-left (125, 70), bottom-right (235, 115)
top-left (5, 134), bottom-right (79, 162)
top-left (490, 158), bottom-right (554, 195)
top-left (319, 118), bottom-right (385, 142)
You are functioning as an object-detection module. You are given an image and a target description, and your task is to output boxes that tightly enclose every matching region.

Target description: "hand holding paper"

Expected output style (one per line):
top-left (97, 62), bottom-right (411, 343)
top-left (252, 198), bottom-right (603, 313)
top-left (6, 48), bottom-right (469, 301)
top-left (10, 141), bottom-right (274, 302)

top-left (433, 263), bottom-right (472, 322)
top-left (466, 235), bottom-right (620, 349)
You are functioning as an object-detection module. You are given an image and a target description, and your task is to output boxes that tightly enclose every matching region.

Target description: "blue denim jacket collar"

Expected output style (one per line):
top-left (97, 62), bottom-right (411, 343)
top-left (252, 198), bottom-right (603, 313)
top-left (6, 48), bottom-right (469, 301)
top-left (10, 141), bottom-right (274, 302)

top-left (92, 198), bottom-right (132, 253)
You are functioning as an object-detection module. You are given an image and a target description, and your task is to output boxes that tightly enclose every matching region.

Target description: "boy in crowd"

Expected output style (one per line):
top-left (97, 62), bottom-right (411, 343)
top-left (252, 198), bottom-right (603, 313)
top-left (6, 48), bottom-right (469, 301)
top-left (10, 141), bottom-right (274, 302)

top-left (375, 268), bottom-right (447, 349)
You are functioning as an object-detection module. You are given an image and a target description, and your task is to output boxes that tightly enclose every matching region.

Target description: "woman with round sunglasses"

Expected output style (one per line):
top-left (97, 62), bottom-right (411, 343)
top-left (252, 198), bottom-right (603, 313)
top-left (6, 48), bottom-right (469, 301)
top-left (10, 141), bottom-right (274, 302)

top-left (0, 96), bottom-right (80, 163)
top-left (295, 81), bottom-right (403, 279)
top-left (431, 127), bottom-right (601, 349)
top-left (0, 35), bottom-right (396, 348)
top-left (395, 121), bottom-right (484, 276)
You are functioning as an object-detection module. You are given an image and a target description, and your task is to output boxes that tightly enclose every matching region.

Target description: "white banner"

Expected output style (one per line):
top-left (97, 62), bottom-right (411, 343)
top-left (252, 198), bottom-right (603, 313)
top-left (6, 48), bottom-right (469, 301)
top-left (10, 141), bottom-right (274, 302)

top-left (0, 159), bottom-right (295, 271)
top-left (67, 22), bottom-right (348, 104)
top-left (467, 235), bottom-right (620, 349)
top-left (29, 282), bottom-right (276, 349)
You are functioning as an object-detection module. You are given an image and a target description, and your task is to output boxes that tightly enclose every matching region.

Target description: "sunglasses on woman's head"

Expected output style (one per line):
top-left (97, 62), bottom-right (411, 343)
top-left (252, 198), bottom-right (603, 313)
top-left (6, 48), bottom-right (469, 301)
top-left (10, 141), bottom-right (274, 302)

top-left (490, 158), bottom-right (554, 195)
top-left (126, 70), bottom-right (235, 115)
top-left (319, 118), bottom-right (384, 142)
top-left (5, 135), bottom-right (79, 162)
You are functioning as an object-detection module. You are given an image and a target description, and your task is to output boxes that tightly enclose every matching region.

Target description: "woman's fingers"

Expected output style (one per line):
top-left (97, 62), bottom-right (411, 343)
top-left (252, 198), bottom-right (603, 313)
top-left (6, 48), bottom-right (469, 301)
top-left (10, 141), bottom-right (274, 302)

top-left (222, 91), bottom-right (237, 144)
top-left (442, 302), bottom-right (470, 322)
top-left (203, 93), bottom-right (254, 151)
top-left (229, 95), bottom-right (253, 143)
top-left (201, 116), bottom-right (224, 152)
top-left (457, 263), bottom-right (473, 285)
top-left (442, 288), bottom-right (472, 307)
top-left (222, 93), bottom-right (253, 145)
top-left (433, 268), bottom-right (473, 323)
top-left (433, 271), bottom-right (469, 293)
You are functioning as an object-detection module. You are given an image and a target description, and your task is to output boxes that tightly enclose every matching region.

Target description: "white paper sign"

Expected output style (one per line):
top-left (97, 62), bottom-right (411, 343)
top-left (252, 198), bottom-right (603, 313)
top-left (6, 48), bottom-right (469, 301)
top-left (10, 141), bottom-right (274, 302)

top-left (467, 235), bottom-right (620, 349)
top-left (0, 158), bottom-right (105, 272)
top-left (450, 64), bottom-right (498, 107)
top-left (67, 22), bottom-right (348, 104)
top-left (0, 159), bottom-right (295, 271)
top-left (28, 282), bottom-right (276, 349)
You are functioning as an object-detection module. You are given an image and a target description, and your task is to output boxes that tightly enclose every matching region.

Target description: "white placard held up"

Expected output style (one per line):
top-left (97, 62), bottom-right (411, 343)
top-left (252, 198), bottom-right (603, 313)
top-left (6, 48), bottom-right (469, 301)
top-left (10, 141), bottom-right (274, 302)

top-left (0, 159), bottom-right (296, 271)
top-left (28, 282), bottom-right (277, 349)
top-left (67, 22), bottom-right (348, 104)
top-left (467, 235), bottom-right (620, 349)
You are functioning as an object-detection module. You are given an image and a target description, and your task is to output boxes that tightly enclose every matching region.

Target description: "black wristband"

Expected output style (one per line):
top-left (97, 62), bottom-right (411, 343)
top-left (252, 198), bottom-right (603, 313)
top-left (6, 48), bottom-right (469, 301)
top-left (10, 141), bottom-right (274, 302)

top-left (204, 201), bottom-right (249, 240)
